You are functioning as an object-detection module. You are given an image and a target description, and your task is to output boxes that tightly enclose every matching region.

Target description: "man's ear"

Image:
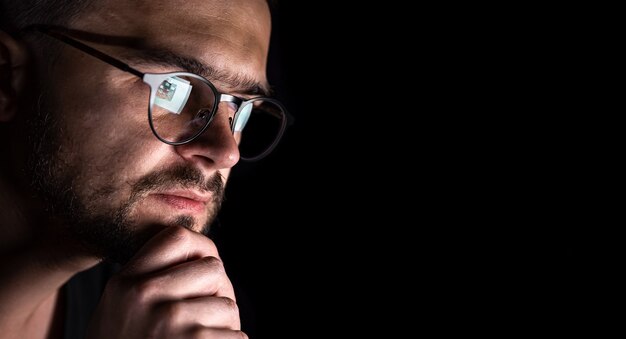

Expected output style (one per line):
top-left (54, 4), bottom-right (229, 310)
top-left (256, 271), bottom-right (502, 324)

top-left (0, 30), bottom-right (30, 122)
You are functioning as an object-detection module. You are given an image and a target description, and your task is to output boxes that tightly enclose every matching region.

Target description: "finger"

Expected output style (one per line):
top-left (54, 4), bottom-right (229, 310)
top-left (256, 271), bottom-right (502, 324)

top-left (138, 256), bottom-right (236, 301)
top-left (185, 327), bottom-right (248, 339)
top-left (156, 296), bottom-right (241, 331)
top-left (123, 226), bottom-right (220, 275)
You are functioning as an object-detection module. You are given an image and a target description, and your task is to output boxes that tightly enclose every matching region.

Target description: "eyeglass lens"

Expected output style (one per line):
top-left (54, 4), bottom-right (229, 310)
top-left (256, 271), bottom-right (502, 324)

top-left (149, 74), bottom-right (286, 160)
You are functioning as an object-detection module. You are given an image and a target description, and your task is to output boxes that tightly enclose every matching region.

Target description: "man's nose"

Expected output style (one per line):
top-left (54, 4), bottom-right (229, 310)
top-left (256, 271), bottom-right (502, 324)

top-left (174, 104), bottom-right (240, 170)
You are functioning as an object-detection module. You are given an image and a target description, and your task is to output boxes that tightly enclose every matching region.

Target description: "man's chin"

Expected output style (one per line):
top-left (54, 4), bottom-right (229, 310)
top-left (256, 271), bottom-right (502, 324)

top-left (100, 217), bottom-right (213, 265)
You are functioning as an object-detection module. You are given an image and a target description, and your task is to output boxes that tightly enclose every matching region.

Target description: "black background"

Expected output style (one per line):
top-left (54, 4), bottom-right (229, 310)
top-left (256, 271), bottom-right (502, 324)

top-left (213, 3), bottom-right (390, 337)
top-left (210, 4), bottom-right (592, 338)
top-left (209, 4), bottom-right (599, 337)
top-left (212, 3), bottom-right (343, 338)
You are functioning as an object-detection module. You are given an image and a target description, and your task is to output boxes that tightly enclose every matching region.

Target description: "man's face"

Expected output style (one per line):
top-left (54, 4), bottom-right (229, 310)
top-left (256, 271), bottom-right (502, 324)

top-left (24, 0), bottom-right (271, 262)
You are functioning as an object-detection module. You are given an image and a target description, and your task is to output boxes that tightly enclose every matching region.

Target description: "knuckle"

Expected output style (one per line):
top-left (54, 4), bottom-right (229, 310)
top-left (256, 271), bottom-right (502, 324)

top-left (161, 225), bottom-right (192, 243)
top-left (199, 256), bottom-right (224, 272)
top-left (219, 296), bottom-right (238, 312)
top-left (203, 236), bottom-right (217, 250)
top-left (216, 297), bottom-right (240, 326)
top-left (196, 237), bottom-right (219, 256)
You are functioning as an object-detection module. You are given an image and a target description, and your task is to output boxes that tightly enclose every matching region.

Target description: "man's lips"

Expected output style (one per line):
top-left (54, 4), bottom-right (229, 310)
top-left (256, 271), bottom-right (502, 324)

top-left (151, 190), bottom-right (211, 212)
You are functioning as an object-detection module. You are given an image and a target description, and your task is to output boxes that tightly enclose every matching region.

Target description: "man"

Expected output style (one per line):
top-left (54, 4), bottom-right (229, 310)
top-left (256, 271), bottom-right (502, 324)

top-left (0, 0), bottom-right (286, 337)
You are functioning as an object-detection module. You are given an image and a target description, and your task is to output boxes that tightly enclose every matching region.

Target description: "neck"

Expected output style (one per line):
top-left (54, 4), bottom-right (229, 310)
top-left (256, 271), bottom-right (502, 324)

top-left (0, 176), bottom-right (99, 338)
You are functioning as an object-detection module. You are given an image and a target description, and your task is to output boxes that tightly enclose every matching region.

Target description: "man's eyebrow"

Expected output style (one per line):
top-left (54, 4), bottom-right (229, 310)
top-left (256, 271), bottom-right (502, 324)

top-left (123, 49), bottom-right (271, 97)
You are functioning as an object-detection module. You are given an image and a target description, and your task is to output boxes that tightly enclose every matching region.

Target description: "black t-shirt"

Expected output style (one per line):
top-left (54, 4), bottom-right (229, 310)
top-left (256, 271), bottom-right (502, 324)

top-left (62, 262), bottom-right (118, 339)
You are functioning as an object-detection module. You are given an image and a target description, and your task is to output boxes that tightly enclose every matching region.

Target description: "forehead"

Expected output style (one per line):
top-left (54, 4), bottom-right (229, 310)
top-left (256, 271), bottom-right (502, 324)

top-left (71, 0), bottom-right (271, 83)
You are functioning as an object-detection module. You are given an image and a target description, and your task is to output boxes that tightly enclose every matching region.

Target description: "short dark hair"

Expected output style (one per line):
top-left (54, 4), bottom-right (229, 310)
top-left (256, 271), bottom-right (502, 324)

top-left (1, 0), bottom-right (275, 33)
top-left (0, 0), bottom-right (97, 33)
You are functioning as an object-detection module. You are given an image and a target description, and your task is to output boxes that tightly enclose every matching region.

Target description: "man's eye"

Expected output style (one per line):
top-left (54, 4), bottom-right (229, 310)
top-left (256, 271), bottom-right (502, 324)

top-left (195, 109), bottom-right (211, 120)
top-left (188, 108), bottom-right (211, 127)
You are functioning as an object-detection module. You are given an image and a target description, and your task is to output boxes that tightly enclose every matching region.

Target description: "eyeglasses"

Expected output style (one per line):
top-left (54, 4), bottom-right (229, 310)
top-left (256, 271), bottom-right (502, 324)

top-left (28, 26), bottom-right (288, 161)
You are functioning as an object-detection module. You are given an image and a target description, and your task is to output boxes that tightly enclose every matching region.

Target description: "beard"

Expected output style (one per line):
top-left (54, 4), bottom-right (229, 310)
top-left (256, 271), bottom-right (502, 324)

top-left (25, 90), bottom-right (225, 265)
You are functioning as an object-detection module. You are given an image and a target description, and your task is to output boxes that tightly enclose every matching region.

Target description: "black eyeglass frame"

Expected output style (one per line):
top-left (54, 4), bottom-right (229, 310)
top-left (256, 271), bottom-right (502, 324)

top-left (24, 25), bottom-right (288, 161)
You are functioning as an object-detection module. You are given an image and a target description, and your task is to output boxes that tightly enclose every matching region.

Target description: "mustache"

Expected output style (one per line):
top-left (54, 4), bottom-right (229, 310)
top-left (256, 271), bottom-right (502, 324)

top-left (128, 166), bottom-right (225, 204)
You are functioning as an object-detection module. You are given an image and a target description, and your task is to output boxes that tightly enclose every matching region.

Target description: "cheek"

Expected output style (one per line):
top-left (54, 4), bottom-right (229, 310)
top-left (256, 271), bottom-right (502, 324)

top-left (56, 77), bottom-right (164, 185)
top-left (80, 84), bottom-right (147, 144)
top-left (66, 76), bottom-right (150, 141)
top-left (43, 53), bottom-right (175, 204)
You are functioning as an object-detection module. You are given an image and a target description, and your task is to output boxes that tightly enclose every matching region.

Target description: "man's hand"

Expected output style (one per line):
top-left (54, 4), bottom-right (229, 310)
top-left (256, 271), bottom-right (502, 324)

top-left (86, 227), bottom-right (247, 338)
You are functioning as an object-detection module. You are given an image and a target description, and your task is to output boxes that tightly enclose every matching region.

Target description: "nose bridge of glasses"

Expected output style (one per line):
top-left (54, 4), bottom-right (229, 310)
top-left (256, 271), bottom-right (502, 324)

top-left (219, 94), bottom-right (244, 112)
top-left (217, 94), bottom-right (243, 130)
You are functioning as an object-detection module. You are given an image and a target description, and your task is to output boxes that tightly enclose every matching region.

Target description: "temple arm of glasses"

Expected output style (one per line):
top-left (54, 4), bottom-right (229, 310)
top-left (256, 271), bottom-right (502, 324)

top-left (24, 25), bottom-right (145, 79)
